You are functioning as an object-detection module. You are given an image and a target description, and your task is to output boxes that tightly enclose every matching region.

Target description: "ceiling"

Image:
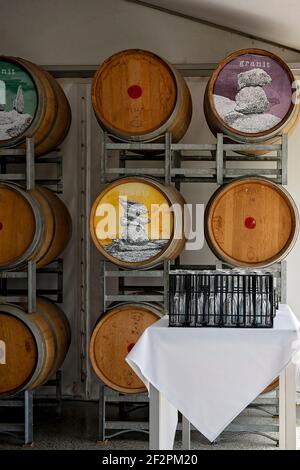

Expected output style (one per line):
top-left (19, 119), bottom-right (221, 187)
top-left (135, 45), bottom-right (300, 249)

top-left (138, 0), bottom-right (300, 51)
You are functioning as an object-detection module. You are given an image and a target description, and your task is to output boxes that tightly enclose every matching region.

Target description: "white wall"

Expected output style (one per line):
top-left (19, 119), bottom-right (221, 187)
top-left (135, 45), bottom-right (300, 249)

top-left (1, 0), bottom-right (300, 64)
top-left (2, 0), bottom-right (300, 398)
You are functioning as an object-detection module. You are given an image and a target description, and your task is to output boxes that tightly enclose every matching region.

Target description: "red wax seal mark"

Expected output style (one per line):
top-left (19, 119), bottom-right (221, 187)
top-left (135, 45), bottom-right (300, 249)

top-left (244, 217), bottom-right (256, 229)
top-left (127, 84), bottom-right (142, 99)
top-left (0, 222), bottom-right (3, 230)
top-left (127, 342), bottom-right (136, 353)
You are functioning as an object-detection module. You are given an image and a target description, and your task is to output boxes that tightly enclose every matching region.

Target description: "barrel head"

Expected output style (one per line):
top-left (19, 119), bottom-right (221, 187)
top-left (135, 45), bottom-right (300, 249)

top-left (0, 184), bottom-right (36, 267)
top-left (205, 178), bottom-right (299, 267)
top-left (92, 49), bottom-right (177, 137)
top-left (0, 313), bottom-right (37, 396)
top-left (90, 304), bottom-right (160, 393)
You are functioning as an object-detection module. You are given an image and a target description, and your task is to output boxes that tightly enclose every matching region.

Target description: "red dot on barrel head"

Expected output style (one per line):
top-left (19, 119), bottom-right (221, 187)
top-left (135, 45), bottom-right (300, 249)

top-left (127, 84), bottom-right (142, 99)
top-left (244, 217), bottom-right (256, 229)
top-left (127, 342), bottom-right (136, 353)
top-left (0, 222), bottom-right (3, 230)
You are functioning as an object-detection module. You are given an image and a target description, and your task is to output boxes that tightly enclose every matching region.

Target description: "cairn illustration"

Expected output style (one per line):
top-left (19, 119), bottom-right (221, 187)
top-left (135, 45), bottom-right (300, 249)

top-left (0, 83), bottom-right (33, 140)
top-left (214, 68), bottom-right (281, 132)
top-left (13, 85), bottom-right (25, 114)
top-left (105, 197), bottom-right (168, 262)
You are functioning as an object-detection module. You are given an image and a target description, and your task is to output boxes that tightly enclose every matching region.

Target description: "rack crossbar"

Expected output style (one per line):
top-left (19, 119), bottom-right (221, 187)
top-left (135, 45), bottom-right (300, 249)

top-left (105, 295), bottom-right (164, 302)
top-left (105, 270), bottom-right (164, 278)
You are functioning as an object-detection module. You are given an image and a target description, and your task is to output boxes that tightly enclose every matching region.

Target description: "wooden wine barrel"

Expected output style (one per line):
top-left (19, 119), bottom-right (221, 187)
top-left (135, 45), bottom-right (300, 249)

top-left (204, 49), bottom-right (299, 149)
top-left (89, 303), bottom-right (162, 393)
top-left (0, 182), bottom-right (72, 270)
top-left (263, 377), bottom-right (279, 394)
top-left (90, 176), bottom-right (186, 269)
top-left (0, 297), bottom-right (71, 397)
top-left (92, 49), bottom-right (192, 142)
top-left (0, 56), bottom-right (71, 156)
top-left (205, 177), bottom-right (299, 268)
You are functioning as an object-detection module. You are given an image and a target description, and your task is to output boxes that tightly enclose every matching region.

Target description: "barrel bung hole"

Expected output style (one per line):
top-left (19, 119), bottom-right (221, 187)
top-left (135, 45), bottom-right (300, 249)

top-left (244, 217), bottom-right (256, 230)
top-left (127, 84), bottom-right (142, 99)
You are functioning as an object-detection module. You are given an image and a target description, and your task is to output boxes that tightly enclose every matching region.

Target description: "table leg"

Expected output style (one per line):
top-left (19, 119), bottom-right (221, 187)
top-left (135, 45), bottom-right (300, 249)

top-left (149, 384), bottom-right (178, 450)
top-left (279, 361), bottom-right (296, 450)
top-left (182, 415), bottom-right (191, 450)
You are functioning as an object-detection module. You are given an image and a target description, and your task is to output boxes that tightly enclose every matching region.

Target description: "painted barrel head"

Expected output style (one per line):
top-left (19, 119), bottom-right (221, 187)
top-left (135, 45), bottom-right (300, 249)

top-left (206, 178), bottom-right (298, 267)
top-left (0, 313), bottom-right (37, 396)
top-left (212, 51), bottom-right (294, 135)
top-left (90, 305), bottom-right (160, 393)
top-left (0, 185), bottom-right (36, 266)
top-left (90, 179), bottom-right (174, 267)
top-left (0, 59), bottom-right (38, 142)
top-left (92, 49), bottom-right (177, 136)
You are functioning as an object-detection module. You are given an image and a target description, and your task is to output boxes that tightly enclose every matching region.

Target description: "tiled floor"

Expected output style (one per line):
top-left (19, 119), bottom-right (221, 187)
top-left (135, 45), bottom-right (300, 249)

top-left (0, 401), bottom-right (299, 450)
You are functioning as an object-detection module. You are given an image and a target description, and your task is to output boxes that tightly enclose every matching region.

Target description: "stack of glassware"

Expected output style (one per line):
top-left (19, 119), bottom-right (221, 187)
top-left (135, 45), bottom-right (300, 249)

top-left (169, 270), bottom-right (277, 328)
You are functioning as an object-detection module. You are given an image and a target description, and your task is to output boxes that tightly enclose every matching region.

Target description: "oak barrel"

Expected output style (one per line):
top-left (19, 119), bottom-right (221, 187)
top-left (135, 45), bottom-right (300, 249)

top-left (204, 49), bottom-right (299, 149)
top-left (0, 297), bottom-right (71, 397)
top-left (263, 377), bottom-right (279, 394)
top-left (89, 303), bottom-right (162, 393)
top-left (0, 56), bottom-right (71, 156)
top-left (92, 49), bottom-right (192, 142)
top-left (0, 182), bottom-right (72, 270)
top-left (205, 177), bottom-right (299, 268)
top-left (90, 176), bottom-right (186, 269)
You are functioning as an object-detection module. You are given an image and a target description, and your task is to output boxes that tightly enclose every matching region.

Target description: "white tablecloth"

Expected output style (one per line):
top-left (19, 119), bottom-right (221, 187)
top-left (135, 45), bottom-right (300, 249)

top-left (126, 304), bottom-right (300, 445)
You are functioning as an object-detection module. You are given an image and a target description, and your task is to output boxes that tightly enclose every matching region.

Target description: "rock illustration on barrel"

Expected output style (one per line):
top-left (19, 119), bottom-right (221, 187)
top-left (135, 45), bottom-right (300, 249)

top-left (91, 179), bottom-right (176, 266)
top-left (0, 84), bottom-right (33, 139)
top-left (106, 197), bottom-right (168, 262)
top-left (213, 53), bottom-right (293, 133)
top-left (0, 340), bottom-right (5, 365)
top-left (0, 60), bottom-right (37, 140)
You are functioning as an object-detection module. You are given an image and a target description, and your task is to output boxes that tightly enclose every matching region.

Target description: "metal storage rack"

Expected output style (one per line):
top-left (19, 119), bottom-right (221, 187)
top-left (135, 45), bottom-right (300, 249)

top-left (101, 132), bottom-right (288, 185)
top-left (0, 138), bottom-right (64, 445)
top-left (0, 370), bottom-right (63, 446)
top-left (97, 131), bottom-right (287, 442)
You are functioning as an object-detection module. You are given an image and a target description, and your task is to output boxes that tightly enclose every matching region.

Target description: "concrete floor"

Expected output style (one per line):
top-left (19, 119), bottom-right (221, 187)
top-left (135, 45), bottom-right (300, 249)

top-left (0, 401), bottom-right (299, 450)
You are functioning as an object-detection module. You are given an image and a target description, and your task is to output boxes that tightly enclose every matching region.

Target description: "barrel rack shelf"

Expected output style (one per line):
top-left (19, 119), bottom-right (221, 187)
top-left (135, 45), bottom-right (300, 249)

top-left (97, 131), bottom-right (287, 443)
top-left (101, 132), bottom-right (288, 185)
top-left (0, 138), bottom-right (65, 446)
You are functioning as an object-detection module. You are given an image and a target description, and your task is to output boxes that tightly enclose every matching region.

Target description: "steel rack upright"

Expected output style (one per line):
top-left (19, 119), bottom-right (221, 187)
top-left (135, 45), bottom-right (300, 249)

top-left (0, 138), bottom-right (64, 445)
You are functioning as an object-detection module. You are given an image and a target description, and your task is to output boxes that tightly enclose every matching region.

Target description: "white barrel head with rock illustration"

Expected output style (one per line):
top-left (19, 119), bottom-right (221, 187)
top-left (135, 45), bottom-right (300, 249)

top-left (204, 49), bottom-right (299, 145)
top-left (90, 177), bottom-right (186, 269)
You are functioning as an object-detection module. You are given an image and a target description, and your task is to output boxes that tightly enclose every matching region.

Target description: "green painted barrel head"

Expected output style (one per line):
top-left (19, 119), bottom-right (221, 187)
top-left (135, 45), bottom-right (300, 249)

top-left (0, 60), bottom-right (38, 141)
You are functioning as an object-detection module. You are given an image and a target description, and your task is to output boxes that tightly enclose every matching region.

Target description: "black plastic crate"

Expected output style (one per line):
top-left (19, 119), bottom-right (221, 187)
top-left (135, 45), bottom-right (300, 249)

top-left (169, 271), bottom-right (276, 328)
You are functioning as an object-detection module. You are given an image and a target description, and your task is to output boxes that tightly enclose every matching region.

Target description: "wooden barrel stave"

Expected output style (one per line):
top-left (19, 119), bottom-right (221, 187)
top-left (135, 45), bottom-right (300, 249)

top-left (0, 298), bottom-right (71, 397)
top-left (37, 68), bottom-right (72, 155)
top-left (30, 186), bottom-right (55, 265)
top-left (262, 377), bottom-right (279, 394)
top-left (33, 186), bottom-right (72, 267)
top-left (27, 298), bottom-right (71, 388)
top-left (92, 49), bottom-right (192, 143)
top-left (89, 303), bottom-right (162, 393)
top-left (90, 176), bottom-right (185, 269)
top-left (0, 182), bottom-right (72, 270)
top-left (0, 56), bottom-right (71, 156)
top-left (205, 177), bottom-right (299, 268)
